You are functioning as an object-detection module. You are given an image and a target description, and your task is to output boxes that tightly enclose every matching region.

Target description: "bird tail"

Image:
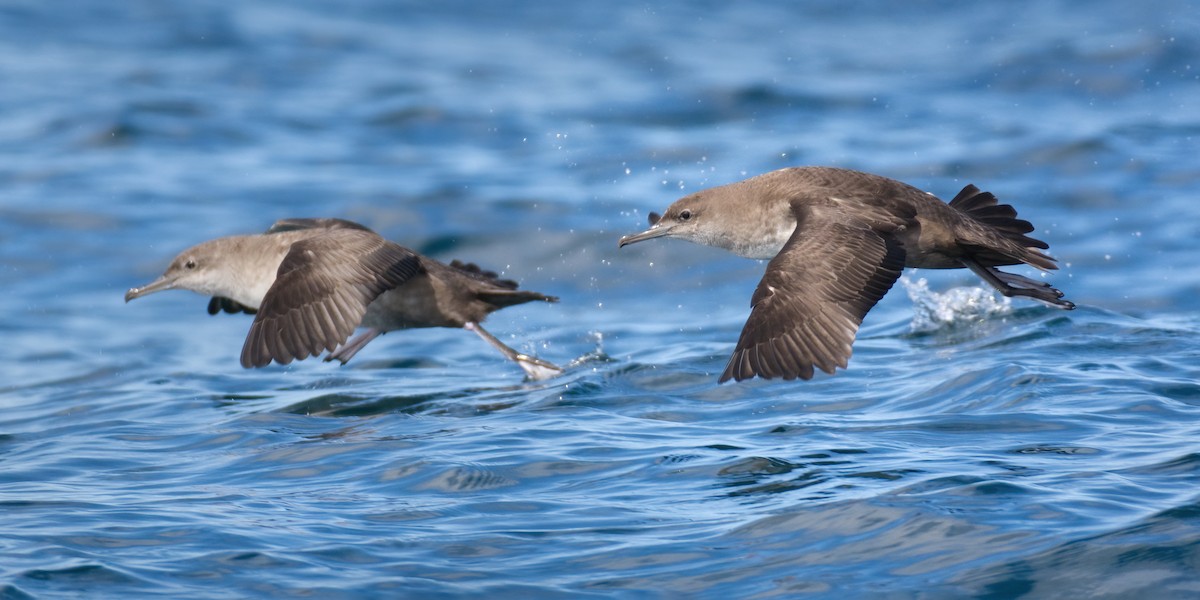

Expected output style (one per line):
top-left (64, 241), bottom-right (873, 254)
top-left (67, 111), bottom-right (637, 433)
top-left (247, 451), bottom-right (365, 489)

top-left (949, 185), bottom-right (1057, 271)
top-left (476, 289), bottom-right (558, 308)
top-left (447, 260), bottom-right (558, 307)
top-left (449, 260), bottom-right (519, 289)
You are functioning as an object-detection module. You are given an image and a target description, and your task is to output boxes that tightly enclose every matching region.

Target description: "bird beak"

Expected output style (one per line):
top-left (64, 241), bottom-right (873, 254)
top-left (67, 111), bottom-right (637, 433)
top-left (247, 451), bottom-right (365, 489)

top-left (125, 275), bottom-right (175, 302)
top-left (618, 222), bottom-right (672, 248)
top-left (618, 211), bottom-right (673, 248)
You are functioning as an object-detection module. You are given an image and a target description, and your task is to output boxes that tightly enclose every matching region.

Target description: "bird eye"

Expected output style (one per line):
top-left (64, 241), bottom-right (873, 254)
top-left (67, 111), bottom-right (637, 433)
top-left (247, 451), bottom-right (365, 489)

top-left (185, 260), bottom-right (197, 269)
top-left (679, 209), bottom-right (692, 221)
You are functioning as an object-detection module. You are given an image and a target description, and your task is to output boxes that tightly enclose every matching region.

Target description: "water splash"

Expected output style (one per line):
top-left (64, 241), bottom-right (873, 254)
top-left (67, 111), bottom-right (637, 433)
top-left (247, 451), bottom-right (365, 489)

top-left (901, 276), bottom-right (1012, 333)
top-left (564, 330), bottom-right (614, 369)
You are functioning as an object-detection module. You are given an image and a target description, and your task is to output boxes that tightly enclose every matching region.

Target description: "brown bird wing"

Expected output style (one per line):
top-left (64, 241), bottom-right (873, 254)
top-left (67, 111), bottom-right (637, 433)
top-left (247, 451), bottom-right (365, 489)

top-left (241, 229), bottom-right (422, 368)
top-left (720, 203), bottom-right (907, 383)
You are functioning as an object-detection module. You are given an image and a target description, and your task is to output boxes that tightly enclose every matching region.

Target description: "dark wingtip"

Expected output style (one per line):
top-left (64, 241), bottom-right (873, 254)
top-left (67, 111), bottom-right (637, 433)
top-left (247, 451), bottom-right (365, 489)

top-left (1055, 298), bottom-right (1077, 310)
top-left (718, 347), bottom-right (826, 383)
top-left (240, 349), bottom-right (267, 369)
top-left (238, 352), bottom-right (257, 369)
top-left (648, 212), bottom-right (661, 226)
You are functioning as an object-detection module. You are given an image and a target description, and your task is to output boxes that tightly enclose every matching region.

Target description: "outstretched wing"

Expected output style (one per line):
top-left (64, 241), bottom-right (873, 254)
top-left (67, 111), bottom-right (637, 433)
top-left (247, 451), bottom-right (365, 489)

top-left (241, 228), bottom-right (422, 368)
top-left (720, 203), bottom-right (907, 382)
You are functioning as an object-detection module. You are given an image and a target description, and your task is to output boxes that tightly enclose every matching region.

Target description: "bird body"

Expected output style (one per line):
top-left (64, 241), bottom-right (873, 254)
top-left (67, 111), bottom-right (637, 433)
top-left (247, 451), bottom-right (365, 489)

top-left (362, 258), bottom-right (550, 330)
top-left (619, 166), bottom-right (1074, 383)
top-left (126, 218), bottom-right (561, 379)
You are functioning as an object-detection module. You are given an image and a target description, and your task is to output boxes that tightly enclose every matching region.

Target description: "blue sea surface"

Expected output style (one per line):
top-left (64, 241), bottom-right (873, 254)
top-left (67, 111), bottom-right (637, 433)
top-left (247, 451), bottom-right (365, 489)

top-left (2, 1), bottom-right (1199, 597)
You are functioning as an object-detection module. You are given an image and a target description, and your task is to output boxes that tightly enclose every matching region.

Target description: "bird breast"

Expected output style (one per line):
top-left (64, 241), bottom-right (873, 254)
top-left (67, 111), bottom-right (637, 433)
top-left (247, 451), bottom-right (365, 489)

top-left (727, 218), bottom-right (796, 260)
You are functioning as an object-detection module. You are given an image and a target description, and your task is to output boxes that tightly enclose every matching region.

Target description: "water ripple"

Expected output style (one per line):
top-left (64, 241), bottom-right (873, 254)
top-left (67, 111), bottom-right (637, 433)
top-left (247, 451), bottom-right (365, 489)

top-left (3, 0), bottom-right (1200, 597)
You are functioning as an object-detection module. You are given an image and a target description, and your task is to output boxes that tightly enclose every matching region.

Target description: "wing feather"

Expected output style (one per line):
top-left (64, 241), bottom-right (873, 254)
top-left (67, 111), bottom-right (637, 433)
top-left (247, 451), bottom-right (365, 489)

top-left (719, 203), bottom-right (907, 382)
top-left (241, 229), bottom-right (422, 368)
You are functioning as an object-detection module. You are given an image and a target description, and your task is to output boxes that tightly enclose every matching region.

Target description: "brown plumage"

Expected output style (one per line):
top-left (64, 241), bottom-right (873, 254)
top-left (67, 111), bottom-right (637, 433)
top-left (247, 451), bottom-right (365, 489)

top-left (126, 218), bottom-right (561, 379)
top-left (618, 166), bottom-right (1074, 383)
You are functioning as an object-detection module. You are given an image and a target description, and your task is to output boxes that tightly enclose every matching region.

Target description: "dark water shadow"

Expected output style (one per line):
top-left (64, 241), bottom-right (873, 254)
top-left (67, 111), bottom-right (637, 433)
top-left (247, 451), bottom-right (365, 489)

top-left (950, 497), bottom-right (1200, 599)
top-left (276, 379), bottom-right (576, 417)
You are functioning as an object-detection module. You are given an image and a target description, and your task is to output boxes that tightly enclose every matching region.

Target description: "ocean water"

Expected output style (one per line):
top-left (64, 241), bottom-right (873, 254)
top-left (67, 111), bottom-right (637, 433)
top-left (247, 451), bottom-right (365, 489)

top-left (2, 0), bottom-right (1199, 597)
